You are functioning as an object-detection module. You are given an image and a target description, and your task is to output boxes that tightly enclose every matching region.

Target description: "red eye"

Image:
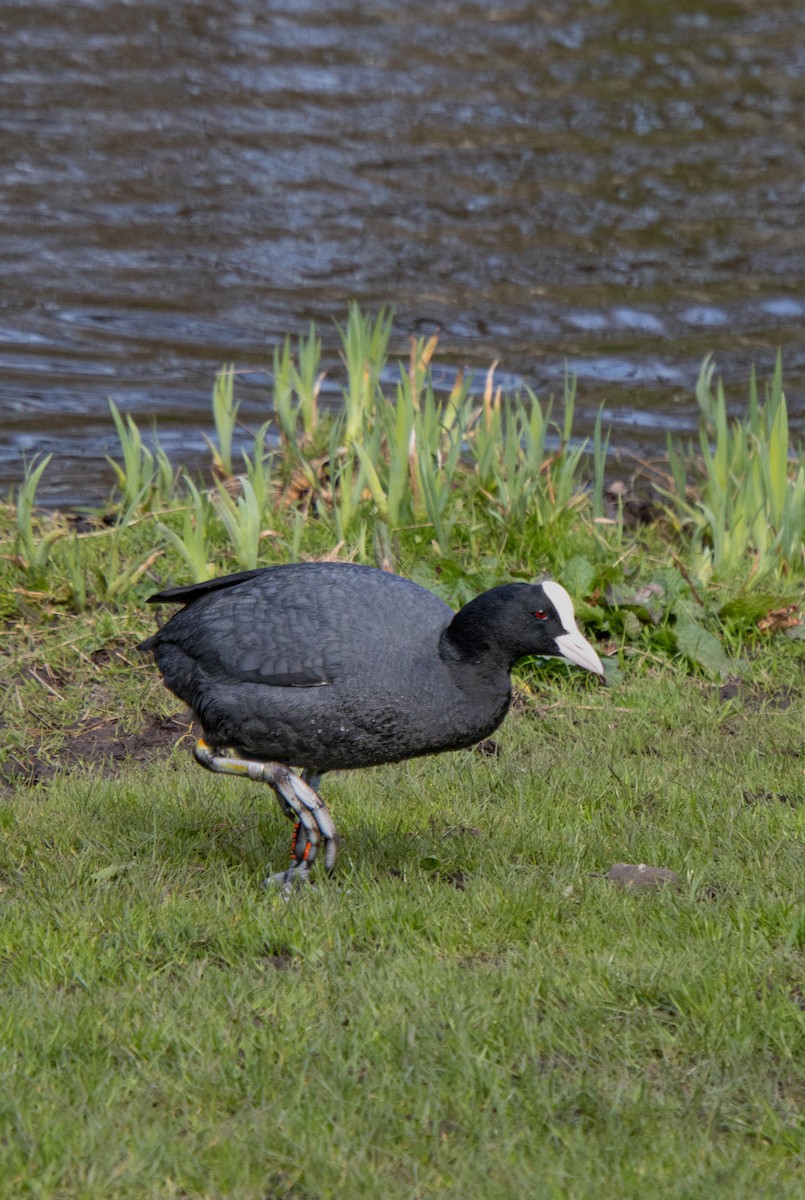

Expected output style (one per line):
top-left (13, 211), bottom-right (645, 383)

top-left (534, 609), bottom-right (548, 620)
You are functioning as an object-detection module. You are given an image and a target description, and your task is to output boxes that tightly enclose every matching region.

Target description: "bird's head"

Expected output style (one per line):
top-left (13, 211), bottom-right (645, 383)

top-left (526, 579), bottom-right (604, 676)
top-left (445, 579), bottom-right (604, 677)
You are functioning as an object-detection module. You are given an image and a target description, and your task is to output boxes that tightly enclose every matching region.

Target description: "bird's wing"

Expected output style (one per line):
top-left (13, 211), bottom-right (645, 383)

top-left (148, 562), bottom-right (453, 692)
top-left (161, 587), bottom-right (342, 686)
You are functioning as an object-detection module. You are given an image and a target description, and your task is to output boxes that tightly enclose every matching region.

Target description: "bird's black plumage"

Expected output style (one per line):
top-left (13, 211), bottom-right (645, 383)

top-left (139, 562), bottom-right (602, 777)
top-left (139, 562), bottom-right (603, 882)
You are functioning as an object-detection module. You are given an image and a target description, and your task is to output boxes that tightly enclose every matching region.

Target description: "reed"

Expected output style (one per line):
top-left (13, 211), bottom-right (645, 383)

top-left (207, 367), bottom-right (239, 477)
top-left (107, 400), bottom-right (174, 512)
top-left (212, 477), bottom-right (265, 572)
top-left (664, 355), bottom-right (805, 582)
top-left (5, 311), bottom-right (803, 646)
top-left (14, 454), bottom-right (64, 582)
top-left (156, 477), bottom-right (213, 583)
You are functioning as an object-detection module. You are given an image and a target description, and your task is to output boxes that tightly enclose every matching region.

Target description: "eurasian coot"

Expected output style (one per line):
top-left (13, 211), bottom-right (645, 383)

top-left (139, 562), bottom-right (604, 883)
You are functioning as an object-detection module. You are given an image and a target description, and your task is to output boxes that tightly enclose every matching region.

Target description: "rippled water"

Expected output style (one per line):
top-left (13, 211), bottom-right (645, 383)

top-left (2, 0), bottom-right (804, 504)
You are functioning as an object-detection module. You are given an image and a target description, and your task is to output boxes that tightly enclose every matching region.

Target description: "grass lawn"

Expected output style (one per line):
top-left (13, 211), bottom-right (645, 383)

top-left (2, 325), bottom-right (804, 1195)
top-left (2, 632), bottom-right (803, 1199)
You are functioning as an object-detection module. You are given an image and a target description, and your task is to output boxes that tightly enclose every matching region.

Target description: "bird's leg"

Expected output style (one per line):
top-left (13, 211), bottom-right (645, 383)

top-left (289, 770), bottom-right (323, 862)
top-left (193, 739), bottom-right (338, 884)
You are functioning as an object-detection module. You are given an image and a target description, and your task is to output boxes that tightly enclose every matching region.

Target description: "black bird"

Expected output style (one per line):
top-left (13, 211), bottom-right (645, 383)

top-left (139, 562), bottom-right (604, 884)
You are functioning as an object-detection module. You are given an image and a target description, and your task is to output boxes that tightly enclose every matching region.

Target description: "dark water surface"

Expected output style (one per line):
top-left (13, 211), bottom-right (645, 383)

top-left (2, 0), bottom-right (804, 504)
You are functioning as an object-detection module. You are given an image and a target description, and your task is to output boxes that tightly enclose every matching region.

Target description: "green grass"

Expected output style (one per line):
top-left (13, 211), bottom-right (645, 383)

top-left (2, 315), bottom-right (804, 1196)
top-left (2, 637), bottom-right (803, 1198)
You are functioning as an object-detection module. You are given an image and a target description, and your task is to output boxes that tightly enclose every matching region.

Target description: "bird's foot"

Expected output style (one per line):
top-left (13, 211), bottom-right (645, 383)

top-left (264, 859), bottom-right (312, 895)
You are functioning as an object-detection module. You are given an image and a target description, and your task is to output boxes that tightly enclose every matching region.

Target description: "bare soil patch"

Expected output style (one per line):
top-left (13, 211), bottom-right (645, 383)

top-left (2, 712), bottom-right (195, 789)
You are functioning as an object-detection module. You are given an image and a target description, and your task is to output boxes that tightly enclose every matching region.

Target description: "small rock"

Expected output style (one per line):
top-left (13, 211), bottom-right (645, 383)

top-left (606, 863), bottom-right (680, 890)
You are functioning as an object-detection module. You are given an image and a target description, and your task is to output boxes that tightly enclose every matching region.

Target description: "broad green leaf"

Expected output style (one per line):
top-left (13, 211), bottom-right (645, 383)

top-left (561, 555), bottom-right (596, 599)
top-left (675, 620), bottom-right (731, 678)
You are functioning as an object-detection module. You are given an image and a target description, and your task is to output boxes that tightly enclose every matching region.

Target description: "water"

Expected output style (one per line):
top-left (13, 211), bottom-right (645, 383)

top-left (2, 0), bottom-right (804, 505)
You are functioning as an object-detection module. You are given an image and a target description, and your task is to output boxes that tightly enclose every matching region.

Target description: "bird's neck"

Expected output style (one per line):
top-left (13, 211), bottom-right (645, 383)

top-left (439, 597), bottom-right (512, 676)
